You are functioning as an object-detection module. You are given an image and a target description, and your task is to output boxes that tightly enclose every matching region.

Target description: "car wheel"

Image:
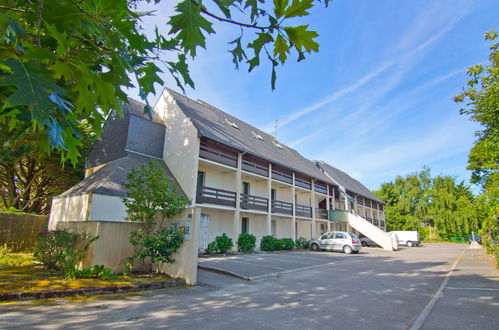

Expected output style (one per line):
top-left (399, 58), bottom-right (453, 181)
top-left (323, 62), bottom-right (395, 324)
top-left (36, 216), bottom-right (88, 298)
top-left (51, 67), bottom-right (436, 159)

top-left (407, 241), bottom-right (414, 247)
top-left (361, 241), bottom-right (368, 247)
top-left (343, 245), bottom-right (353, 254)
top-left (310, 243), bottom-right (320, 251)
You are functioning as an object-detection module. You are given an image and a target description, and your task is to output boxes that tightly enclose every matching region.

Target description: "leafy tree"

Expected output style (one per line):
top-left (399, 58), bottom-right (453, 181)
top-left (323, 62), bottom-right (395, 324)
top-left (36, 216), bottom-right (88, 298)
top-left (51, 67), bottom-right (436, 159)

top-left (0, 120), bottom-right (94, 214)
top-left (0, 0), bottom-right (330, 163)
top-left (454, 30), bottom-right (498, 191)
top-left (374, 168), bottom-right (480, 240)
top-left (123, 161), bottom-right (187, 270)
top-left (454, 29), bottom-right (498, 264)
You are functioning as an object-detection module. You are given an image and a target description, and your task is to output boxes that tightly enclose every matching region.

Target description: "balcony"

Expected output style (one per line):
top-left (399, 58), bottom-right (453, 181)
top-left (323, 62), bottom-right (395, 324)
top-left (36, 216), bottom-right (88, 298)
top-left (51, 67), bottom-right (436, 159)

top-left (295, 174), bottom-right (311, 190)
top-left (328, 209), bottom-right (348, 222)
top-left (242, 154), bottom-right (269, 177)
top-left (240, 193), bottom-right (268, 211)
top-left (196, 185), bottom-right (236, 207)
top-left (314, 181), bottom-right (327, 194)
top-left (271, 199), bottom-right (293, 215)
top-left (315, 208), bottom-right (328, 220)
top-left (372, 218), bottom-right (379, 226)
top-left (199, 139), bottom-right (238, 168)
top-left (271, 165), bottom-right (292, 184)
top-left (295, 204), bottom-right (312, 218)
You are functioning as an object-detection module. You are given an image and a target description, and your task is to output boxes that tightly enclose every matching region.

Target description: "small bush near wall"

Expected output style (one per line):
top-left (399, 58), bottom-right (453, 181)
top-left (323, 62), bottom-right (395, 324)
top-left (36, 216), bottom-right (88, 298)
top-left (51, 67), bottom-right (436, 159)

top-left (261, 236), bottom-right (296, 251)
top-left (34, 229), bottom-right (98, 279)
top-left (280, 238), bottom-right (295, 250)
top-left (237, 233), bottom-right (256, 252)
top-left (295, 237), bottom-right (310, 249)
top-left (260, 236), bottom-right (279, 251)
top-left (205, 234), bottom-right (234, 254)
top-left (215, 234), bottom-right (233, 253)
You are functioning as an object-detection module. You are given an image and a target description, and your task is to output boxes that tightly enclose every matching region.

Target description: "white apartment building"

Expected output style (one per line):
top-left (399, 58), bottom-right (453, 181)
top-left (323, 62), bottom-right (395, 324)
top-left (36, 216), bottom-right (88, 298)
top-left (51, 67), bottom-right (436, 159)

top-left (49, 88), bottom-right (387, 252)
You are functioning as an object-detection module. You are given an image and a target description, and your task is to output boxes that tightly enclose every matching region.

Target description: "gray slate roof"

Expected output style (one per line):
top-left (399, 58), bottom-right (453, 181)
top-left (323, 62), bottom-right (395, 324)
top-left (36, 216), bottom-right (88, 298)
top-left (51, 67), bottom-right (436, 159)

top-left (315, 161), bottom-right (384, 203)
top-left (59, 152), bottom-right (186, 199)
top-left (166, 88), bottom-right (334, 184)
top-left (86, 99), bottom-right (165, 168)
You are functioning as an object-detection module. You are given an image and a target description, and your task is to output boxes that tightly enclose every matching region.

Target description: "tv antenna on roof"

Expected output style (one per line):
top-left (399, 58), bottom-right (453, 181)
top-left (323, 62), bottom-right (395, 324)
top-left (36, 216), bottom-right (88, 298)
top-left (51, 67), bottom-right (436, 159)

top-left (270, 118), bottom-right (281, 138)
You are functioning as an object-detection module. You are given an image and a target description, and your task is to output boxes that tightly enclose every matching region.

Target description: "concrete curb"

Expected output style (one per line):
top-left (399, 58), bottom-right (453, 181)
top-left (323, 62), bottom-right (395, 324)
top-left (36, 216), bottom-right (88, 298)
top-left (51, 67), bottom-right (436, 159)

top-left (0, 278), bottom-right (186, 302)
top-left (198, 262), bottom-right (333, 281)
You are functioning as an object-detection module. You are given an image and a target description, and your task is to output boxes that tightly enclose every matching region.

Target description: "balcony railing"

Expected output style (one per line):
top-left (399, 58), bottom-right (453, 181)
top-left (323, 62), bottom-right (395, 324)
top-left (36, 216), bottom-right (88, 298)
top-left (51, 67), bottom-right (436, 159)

top-left (240, 193), bottom-right (268, 211)
top-left (296, 204), bottom-right (312, 218)
top-left (271, 166), bottom-right (292, 184)
top-left (199, 139), bottom-right (238, 168)
top-left (315, 208), bottom-right (328, 220)
top-left (379, 220), bottom-right (385, 228)
top-left (295, 175), bottom-right (311, 190)
top-left (366, 217), bottom-right (373, 224)
top-left (372, 219), bottom-right (379, 227)
top-left (314, 182), bottom-right (327, 194)
top-left (196, 185), bottom-right (236, 207)
top-left (271, 199), bottom-right (293, 215)
top-left (242, 154), bottom-right (269, 177)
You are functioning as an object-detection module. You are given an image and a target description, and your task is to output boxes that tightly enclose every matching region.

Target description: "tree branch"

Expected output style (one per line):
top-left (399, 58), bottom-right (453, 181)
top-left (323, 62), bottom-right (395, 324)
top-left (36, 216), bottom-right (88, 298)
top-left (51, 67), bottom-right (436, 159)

top-left (0, 5), bottom-right (32, 13)
top-left (37, 0), bottom-right (43, 48)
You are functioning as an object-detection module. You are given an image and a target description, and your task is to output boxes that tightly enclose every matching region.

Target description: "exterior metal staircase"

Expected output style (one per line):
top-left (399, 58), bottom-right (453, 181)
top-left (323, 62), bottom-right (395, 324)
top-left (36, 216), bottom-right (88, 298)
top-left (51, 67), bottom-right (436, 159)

top-left (347, 213), bottom-right (397, 251)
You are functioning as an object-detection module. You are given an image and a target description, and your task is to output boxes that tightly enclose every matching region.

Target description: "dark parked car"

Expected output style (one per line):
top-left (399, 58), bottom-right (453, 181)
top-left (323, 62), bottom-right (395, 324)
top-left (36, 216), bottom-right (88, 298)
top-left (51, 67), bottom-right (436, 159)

top-left (468, 234), bottom-right (482, 244)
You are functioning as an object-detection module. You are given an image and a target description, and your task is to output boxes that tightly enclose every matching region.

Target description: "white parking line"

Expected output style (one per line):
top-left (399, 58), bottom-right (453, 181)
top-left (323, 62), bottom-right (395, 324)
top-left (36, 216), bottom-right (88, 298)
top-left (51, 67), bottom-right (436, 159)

top-left (408, 248), bottom-right (466, 330)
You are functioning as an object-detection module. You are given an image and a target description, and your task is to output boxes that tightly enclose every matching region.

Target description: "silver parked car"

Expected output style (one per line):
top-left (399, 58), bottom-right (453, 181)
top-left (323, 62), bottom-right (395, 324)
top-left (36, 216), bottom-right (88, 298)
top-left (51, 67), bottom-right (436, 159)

top-left (309, 231), bottom-right (361, 254)
top-left (359, 236), bottom-right (380, 247)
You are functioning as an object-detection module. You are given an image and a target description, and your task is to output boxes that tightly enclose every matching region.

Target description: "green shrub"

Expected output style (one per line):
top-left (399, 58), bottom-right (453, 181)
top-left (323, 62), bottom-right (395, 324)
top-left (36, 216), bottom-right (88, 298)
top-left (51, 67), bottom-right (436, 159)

top-left (206, 241), bottom-right (218, 254)
top-left (280, 238), bottom-right (295, 250)
top-left (129, 224), bottom-right (185, 264)
top-left (34, 230), bottom-right (97, 279)
top-left (260, 235), bottom-right (279, 251)
top-left (237, 233), bottom-right (256, 252)
top-left (215, 233), bottom-right (233, 253)
top-left (295, 237), bottom-right (310, 249)
top-left (73, 265), bottom-right (117, 280)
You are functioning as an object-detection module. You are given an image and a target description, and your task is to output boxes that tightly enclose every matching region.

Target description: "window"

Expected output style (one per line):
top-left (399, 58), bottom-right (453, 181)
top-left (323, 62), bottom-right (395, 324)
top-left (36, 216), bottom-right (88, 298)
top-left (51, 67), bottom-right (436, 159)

top-left (320, 224), bottom-right (326, 235)
top-left (272, 140), bottom-right (283, 149)
top-left (271, 189), bottom-right (276, 200)
top-left (241, 217), bottom-right (249, 234)
top-left (243, 182), bottom-right (250, 195)
top-left (197, 171), bottom-right (205, 187)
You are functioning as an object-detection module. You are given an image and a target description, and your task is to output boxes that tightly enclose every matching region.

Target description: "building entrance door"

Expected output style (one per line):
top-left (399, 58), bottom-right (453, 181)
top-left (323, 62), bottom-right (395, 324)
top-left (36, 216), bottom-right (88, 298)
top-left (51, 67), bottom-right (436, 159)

top-left (199, 214), bottom-right (210, 250)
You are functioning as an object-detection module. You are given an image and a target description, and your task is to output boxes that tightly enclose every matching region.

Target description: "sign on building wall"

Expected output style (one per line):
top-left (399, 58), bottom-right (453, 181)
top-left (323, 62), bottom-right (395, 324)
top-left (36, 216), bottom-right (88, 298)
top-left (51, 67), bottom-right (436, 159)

top-left (172, 220), bottom-right (191, 240)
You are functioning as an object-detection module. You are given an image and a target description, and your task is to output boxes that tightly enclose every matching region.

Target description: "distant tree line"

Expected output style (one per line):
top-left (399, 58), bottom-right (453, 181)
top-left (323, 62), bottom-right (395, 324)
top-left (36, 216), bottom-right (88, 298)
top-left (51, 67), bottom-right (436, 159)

top-left (374, 167), bottom-right (481, 241)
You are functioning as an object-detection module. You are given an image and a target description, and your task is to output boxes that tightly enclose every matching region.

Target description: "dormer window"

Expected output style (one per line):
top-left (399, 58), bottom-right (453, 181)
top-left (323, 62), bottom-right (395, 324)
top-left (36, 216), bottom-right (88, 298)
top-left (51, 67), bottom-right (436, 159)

top-left (251, 131), bottom-right (264, 141)
top-left (224, 118), bottom-right (239, 129)
top-left (272, 140), bottom-right (283, 149)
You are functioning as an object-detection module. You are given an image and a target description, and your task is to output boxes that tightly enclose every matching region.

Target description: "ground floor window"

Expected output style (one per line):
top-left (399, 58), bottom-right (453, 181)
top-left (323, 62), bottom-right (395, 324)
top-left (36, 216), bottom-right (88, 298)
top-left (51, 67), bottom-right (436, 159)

top-left (241, 217), bottom-right (249, 234)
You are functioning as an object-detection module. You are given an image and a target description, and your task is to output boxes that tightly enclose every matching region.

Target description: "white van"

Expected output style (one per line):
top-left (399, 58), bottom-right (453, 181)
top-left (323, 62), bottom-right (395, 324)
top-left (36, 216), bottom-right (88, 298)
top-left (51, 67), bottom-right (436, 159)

top-left (389, 231), bottom-right (420, 247)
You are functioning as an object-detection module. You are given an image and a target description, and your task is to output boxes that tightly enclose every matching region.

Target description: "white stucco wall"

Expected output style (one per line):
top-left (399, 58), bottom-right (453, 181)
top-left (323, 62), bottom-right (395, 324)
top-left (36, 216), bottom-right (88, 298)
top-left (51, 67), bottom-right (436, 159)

top-left (275, 217), bottom-right (293, 238)
top-left (199, 164), bottom-right (237, 191)
top-left (155, 89), bottom-right (200, 203)
top-left (48, 194), bottom-right (91, 230)
top-left (240, 213), bottom-right (268, 247)
top-left (296, 220), bottom-right (313, 239)
top-left (88, 194), bottom-right (127, 222)
top-left (202, 209), bottom-right (235, 243)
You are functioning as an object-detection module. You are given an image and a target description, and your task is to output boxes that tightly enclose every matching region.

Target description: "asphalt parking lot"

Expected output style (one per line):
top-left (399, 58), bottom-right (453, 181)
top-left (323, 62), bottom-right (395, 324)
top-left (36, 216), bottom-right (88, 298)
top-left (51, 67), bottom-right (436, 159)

top-left (198, 249), bottom-right (368, 280)
top-left (1, 244), bottom-right (497, 329)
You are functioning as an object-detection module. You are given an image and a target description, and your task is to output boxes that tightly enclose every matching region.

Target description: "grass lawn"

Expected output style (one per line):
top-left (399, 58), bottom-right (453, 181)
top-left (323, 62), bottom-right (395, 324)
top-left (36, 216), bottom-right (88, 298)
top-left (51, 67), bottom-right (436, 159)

top-left (0, 253), bottom-right (175, 295)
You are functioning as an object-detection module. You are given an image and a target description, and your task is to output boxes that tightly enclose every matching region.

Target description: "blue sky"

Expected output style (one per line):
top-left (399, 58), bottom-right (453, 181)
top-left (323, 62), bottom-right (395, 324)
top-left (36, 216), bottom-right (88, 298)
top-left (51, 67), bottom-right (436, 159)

top-left (130, 0), bottom-right (498, 192)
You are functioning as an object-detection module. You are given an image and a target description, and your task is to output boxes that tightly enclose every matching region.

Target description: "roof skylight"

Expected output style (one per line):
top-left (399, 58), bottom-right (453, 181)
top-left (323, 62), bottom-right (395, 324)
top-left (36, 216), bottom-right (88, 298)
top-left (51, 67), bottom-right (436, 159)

top-left (272, 140), bottom-right (283, 149)
top-left (251, 131), bottom-right (264, 140)
top-left (224, 118), bottom-right (239, 129)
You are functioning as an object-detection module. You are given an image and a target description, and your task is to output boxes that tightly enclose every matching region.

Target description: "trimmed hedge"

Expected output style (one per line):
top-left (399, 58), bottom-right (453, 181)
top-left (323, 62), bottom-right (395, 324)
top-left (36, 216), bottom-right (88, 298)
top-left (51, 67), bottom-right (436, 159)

top-left (260, 236), bottom-right (295, 251)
